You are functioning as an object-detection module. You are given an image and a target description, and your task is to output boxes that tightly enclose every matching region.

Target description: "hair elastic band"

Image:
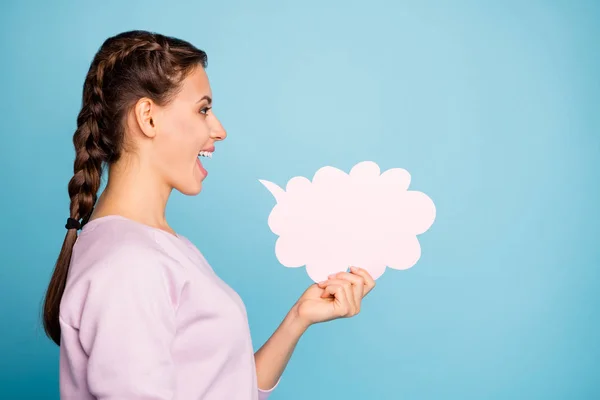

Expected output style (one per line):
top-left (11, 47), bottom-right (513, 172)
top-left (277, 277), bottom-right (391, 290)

top-left (65, 218), bottom-right (82, 230)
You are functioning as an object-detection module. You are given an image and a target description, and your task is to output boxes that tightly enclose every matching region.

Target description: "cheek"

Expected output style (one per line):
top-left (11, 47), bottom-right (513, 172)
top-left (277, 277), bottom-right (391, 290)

top-left (158, 110), bottom-right (211, 161)
top-left (156, 117), bottom-right (195, 164)
top-left (177, 114), bottom-right (209, 146)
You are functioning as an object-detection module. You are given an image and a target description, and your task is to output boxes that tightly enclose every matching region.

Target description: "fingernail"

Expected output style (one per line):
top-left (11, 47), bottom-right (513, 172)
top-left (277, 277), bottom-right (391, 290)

top-left (328, 274), bottom-right (336, 279)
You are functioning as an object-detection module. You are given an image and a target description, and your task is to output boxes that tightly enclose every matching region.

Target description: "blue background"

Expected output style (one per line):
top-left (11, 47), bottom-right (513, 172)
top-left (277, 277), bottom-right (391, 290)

top-left (1, 0), bottom-right (599, 399)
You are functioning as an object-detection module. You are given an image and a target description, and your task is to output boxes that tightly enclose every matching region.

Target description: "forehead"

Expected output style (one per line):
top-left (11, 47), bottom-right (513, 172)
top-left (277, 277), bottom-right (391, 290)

top-left (176, 66), bottom-right (212, 102)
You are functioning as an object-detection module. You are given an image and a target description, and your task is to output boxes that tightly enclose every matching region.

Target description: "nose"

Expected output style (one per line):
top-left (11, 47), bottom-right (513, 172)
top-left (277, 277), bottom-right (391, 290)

top-left (209, 114), bottom-right (227, 141)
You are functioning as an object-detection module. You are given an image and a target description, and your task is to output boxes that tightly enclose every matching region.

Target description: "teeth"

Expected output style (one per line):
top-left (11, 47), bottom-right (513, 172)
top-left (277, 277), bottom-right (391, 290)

top-left (198, 151), bottom-right (213, 158)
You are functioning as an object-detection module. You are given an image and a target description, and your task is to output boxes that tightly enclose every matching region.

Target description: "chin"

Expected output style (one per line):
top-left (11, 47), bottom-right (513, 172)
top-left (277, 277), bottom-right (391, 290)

top-left (176, 180), bottom-right (204, 196)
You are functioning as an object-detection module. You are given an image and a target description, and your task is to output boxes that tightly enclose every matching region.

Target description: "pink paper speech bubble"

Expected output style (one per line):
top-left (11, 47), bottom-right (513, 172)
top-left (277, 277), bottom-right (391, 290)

top-left (260, 161), bottom-right (436, 283)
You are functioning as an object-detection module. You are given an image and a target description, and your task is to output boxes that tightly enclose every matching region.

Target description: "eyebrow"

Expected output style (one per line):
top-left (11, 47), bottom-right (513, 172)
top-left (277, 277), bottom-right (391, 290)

top-left (196, 95), bottom-right (212, 105)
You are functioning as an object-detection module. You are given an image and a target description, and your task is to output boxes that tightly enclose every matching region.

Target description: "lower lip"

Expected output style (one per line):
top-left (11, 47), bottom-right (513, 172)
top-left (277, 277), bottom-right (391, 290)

top-left (196, 157), bottom-right (208, 177)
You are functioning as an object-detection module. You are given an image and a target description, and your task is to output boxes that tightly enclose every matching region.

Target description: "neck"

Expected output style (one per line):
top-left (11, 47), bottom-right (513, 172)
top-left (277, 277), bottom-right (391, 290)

top-left (90, 155), bottom-right (174, 234)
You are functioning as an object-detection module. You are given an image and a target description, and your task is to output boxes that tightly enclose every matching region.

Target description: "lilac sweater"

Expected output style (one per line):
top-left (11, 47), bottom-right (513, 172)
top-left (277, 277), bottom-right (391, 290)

top-left (58, 215), bottom-right (278, 399)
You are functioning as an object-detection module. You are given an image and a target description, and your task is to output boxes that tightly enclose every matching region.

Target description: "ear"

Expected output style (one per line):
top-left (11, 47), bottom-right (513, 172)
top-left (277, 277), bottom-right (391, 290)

top-left (134, 97), bottom-right (157, 139)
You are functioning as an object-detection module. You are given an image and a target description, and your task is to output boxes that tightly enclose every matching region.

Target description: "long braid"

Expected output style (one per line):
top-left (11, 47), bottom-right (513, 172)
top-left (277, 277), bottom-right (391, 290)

top-left (69, 83), bottom-right (106, 226)
top-left (42, 61), bottom-right (110, 345)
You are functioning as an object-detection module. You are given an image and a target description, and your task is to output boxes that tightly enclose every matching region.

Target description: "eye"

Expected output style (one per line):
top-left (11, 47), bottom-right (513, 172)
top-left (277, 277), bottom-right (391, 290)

top-left (199, 106), bottom-right (212, 116)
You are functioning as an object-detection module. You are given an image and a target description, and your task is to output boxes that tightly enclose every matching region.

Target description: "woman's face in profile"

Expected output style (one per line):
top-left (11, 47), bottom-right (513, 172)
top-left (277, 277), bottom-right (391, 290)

top-left (150, 66), bottom-right (227, 195)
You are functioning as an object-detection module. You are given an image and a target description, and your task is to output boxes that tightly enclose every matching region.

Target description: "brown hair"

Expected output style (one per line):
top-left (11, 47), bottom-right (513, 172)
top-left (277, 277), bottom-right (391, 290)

top-left (42, 30), bottom-right (208, 346)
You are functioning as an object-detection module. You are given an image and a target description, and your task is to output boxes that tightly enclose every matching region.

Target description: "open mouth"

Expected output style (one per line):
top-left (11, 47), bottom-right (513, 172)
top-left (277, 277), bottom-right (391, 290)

top-left (196, 147), bottom-right (214, 177)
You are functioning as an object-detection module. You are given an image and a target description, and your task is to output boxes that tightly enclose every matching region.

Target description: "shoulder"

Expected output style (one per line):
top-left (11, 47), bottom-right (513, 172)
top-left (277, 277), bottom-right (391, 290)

top-left (61, 217), bottom-right (192, 327)
top-left (73, 215), bottom-right (178, 268)
top-left (64, 216), bottom-right (190, 311)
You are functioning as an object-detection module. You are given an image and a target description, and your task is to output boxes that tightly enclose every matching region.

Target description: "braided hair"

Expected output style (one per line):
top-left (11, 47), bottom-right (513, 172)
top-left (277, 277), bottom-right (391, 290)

top-left (42, 30), bottom-right (207, 346)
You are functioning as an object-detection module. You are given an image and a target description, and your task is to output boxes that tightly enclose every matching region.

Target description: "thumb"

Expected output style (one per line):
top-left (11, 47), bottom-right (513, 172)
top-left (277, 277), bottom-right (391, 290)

top-left (320, 288), bottom-right (331, 298)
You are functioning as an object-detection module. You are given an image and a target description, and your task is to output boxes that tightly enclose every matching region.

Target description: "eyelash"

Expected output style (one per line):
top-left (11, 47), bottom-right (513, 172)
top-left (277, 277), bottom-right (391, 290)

top-left (199, 106), bottom-right (212, 115)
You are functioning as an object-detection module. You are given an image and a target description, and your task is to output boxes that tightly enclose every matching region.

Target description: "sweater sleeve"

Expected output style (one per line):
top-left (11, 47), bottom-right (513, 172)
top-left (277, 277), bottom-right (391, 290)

top-left (77, 246), bottom-right (179, 400)
top-left (258, 379), bottom-right (280, 400)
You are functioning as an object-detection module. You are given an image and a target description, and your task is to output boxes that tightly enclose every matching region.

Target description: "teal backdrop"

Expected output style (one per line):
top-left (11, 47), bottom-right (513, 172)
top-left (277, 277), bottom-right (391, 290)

top-left (1, 1), bottom-right (599, 399)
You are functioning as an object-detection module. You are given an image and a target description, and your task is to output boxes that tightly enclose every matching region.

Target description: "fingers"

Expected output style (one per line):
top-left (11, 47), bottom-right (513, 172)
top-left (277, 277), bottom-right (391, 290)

top-left (316, 266), bottom-right (377, 318)
top-left (321, 267), bottom-right (376, 298)
top-left (325, 271), bottom-right (364, 311)
top-left (349, 266), bottom-right (376, 296)
top-left (320, 282), bottom-right (353, 317)
top-left (329, 279), bottom-right (355, 314)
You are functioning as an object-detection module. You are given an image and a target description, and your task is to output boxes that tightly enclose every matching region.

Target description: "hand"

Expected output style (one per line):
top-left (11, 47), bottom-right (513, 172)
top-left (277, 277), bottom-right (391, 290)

top-left (292, 267), bottom-right (376, 328)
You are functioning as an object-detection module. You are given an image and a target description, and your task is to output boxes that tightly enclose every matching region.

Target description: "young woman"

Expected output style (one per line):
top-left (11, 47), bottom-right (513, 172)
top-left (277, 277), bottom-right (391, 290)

top-left (42, 30), bottom-right (376, 400)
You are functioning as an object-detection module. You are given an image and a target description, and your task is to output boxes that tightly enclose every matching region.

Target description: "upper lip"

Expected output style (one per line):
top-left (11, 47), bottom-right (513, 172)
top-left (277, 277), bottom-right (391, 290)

top-left (199, 146), bottom-right (215, 153)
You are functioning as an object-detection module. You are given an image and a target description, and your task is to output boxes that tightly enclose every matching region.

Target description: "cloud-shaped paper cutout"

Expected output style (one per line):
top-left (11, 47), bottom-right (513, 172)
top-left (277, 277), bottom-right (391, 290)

top-left (260, 161), bottom-right (436, 283)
